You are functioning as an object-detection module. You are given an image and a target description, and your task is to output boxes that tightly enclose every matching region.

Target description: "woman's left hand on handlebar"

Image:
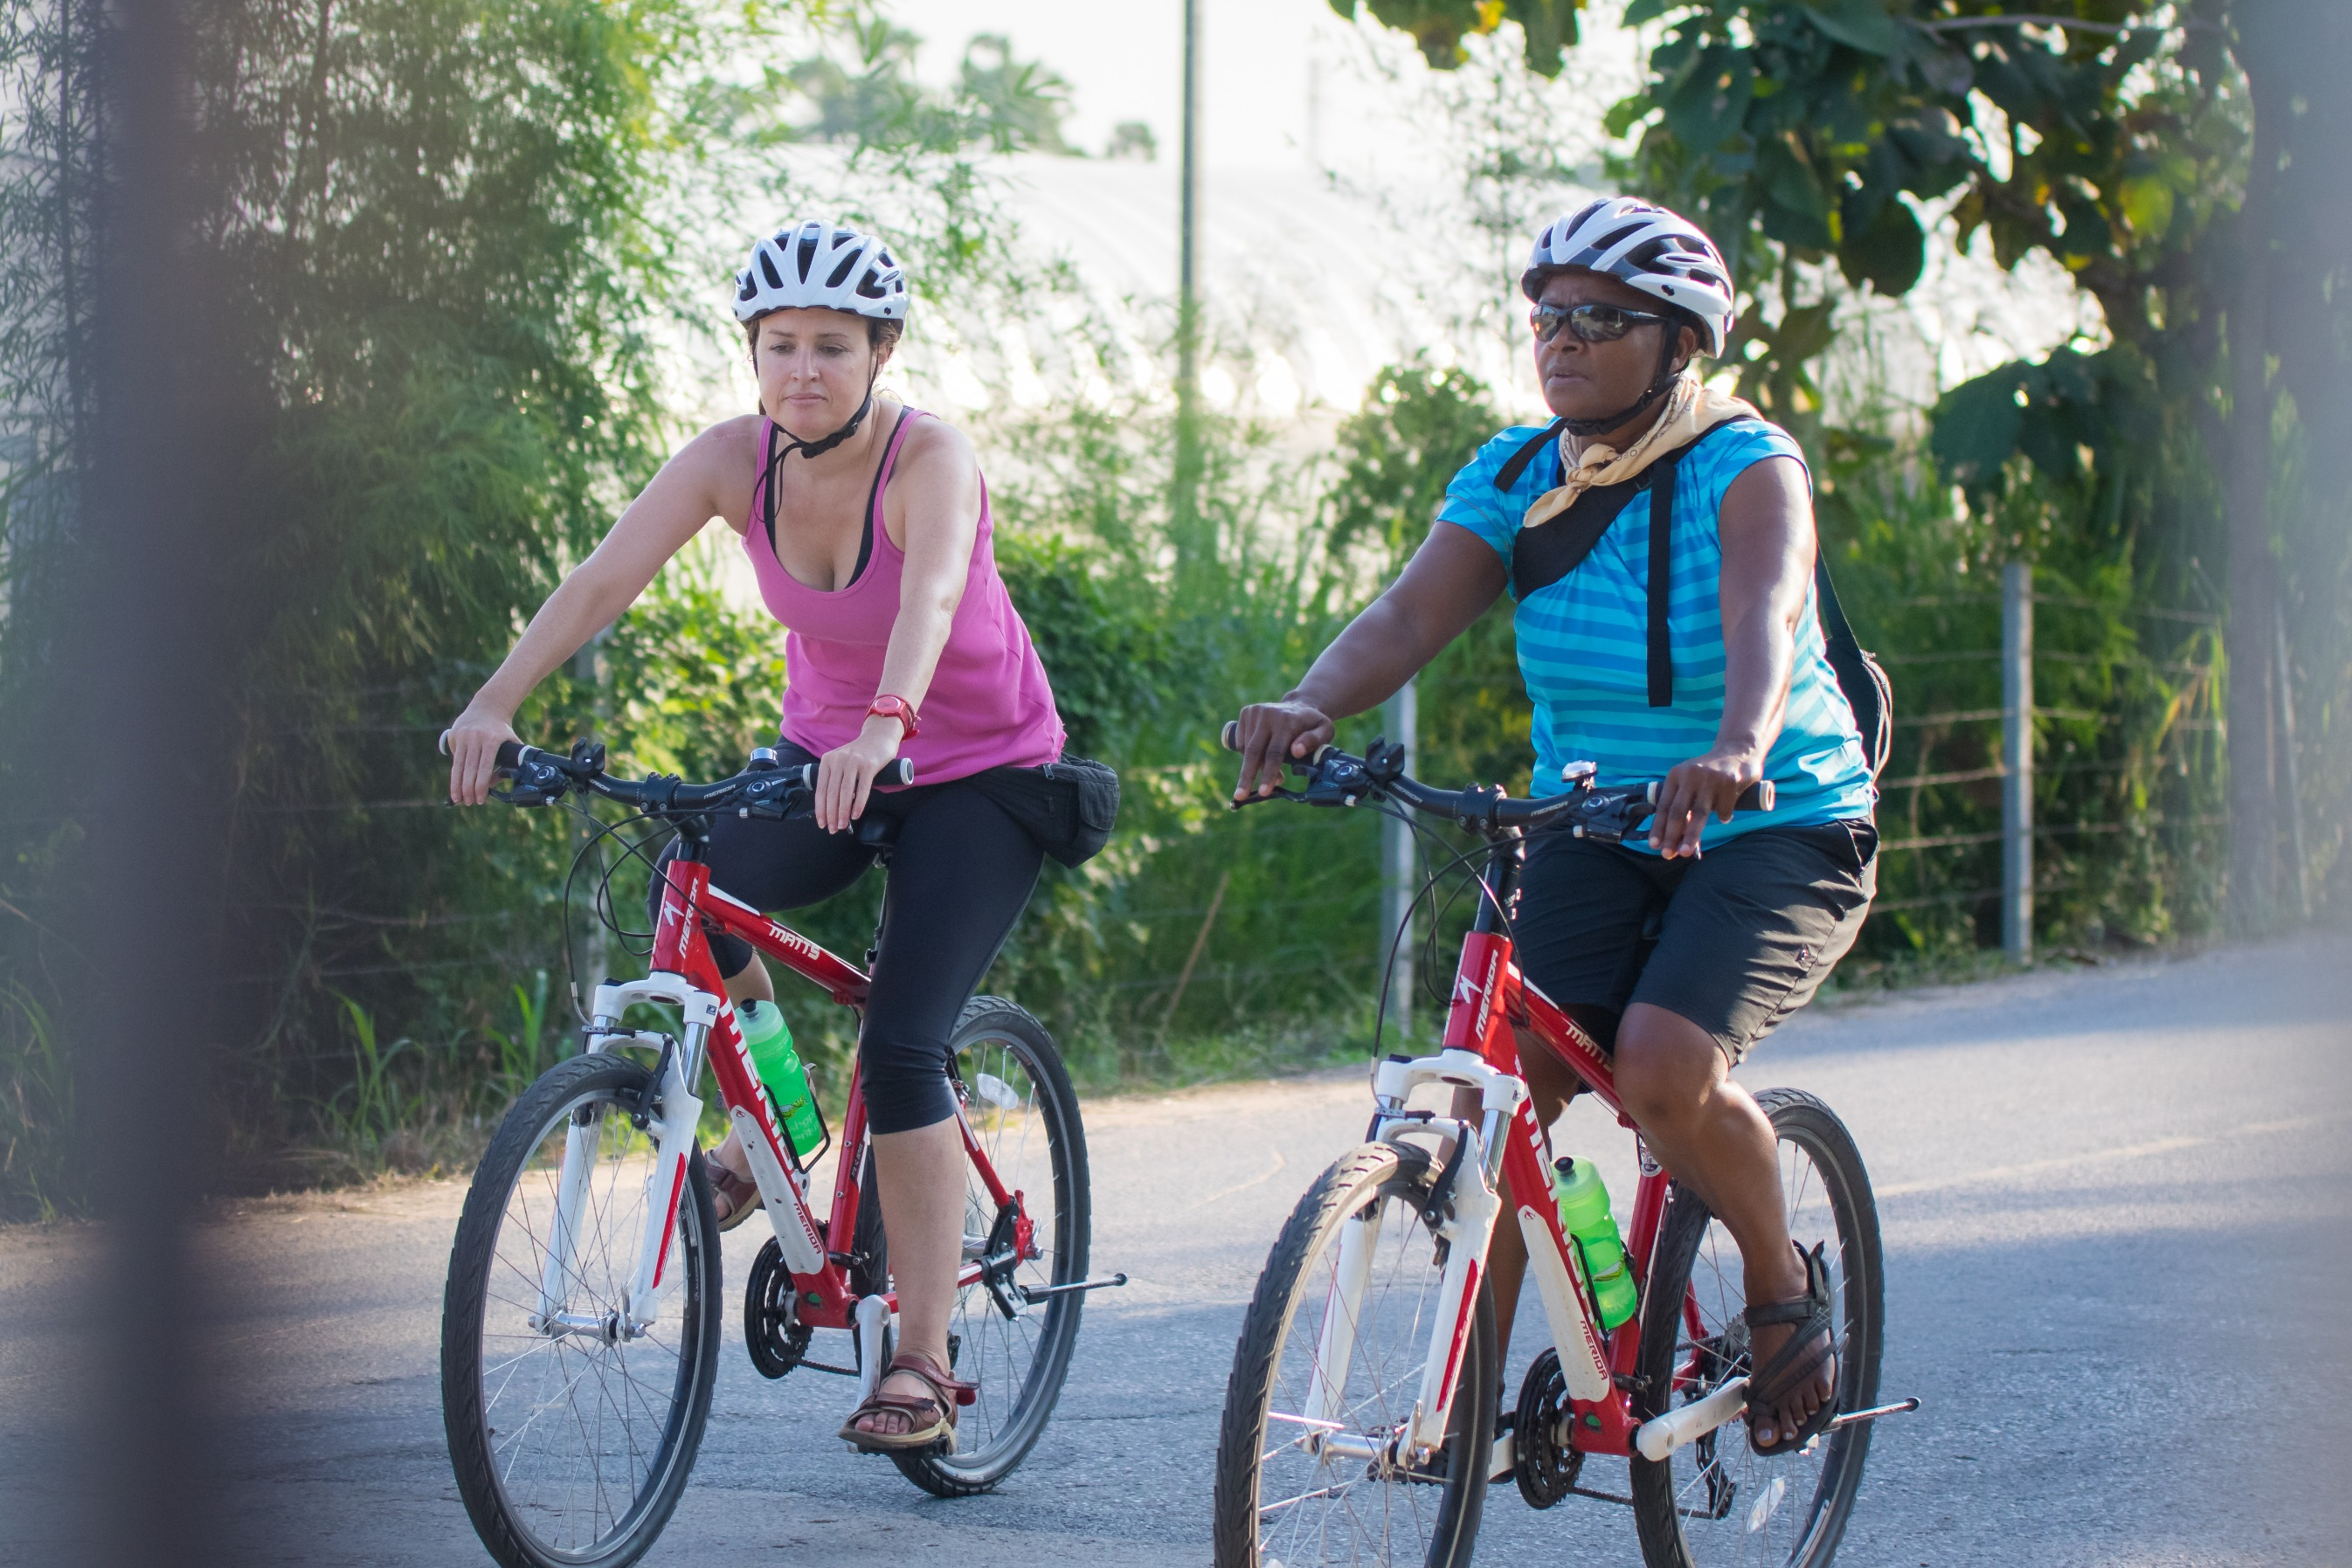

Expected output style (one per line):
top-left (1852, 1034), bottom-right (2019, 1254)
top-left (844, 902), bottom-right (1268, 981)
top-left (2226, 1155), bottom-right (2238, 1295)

top-left (815, 717), bottom-right (904, 833)
top-left (445, 707), bottom-right (523, 807)
top-left (1650, 746), bottom-right (1763, 859)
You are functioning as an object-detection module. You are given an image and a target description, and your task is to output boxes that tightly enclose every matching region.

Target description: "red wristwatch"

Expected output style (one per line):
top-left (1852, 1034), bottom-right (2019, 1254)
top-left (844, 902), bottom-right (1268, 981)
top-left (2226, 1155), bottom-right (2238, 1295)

top-left (866, 694), bottom-right (921, 737)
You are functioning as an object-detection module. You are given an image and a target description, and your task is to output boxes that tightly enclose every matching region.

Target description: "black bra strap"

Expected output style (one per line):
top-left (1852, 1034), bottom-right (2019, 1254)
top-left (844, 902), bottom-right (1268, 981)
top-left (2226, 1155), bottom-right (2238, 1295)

top-left (851, 406), bottom-right (906, 587)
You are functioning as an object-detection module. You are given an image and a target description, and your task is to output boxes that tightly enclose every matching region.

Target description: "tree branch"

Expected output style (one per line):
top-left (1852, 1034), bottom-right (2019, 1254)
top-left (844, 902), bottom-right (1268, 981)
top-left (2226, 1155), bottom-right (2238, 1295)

top-left (1919, 14), bottom-right (2207, 36)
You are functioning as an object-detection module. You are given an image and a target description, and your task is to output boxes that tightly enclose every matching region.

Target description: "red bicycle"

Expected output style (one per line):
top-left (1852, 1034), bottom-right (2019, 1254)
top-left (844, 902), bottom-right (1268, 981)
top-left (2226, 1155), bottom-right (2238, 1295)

top-left (1210, 736), bottom-right (1914, 1568)
top-left (439, 741), bottom-right (1117, 1568)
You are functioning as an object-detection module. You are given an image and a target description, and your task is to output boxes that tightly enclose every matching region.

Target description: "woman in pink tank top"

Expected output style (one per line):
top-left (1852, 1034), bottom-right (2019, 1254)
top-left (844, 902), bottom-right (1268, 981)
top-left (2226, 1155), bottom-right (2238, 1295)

top-left (443, 223), bottom-right (1074, 1457)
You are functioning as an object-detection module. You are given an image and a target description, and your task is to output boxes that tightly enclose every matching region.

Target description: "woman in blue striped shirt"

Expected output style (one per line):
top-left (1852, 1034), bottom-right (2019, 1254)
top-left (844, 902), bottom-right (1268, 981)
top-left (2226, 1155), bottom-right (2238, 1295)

top-left (1228, 198), bottom-right (1877, 1458)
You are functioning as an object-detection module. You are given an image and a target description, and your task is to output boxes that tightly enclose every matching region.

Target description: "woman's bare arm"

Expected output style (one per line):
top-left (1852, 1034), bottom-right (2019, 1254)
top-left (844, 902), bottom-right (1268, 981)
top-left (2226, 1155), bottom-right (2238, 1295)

top-left (445, 418), bottom-right (752, 804)
top-left (1229, 522), bottom-right (1506, 798)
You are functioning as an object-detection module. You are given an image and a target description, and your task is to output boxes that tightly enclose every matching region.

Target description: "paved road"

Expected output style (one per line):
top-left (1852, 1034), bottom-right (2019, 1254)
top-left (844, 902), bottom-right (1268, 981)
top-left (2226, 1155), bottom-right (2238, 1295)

top-left (6, 932), bottom-right (2350, 1565)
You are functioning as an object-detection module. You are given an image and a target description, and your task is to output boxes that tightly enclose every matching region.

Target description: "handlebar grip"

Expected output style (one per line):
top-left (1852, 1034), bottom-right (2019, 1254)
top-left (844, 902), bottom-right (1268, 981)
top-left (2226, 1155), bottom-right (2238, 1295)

top-left (791, 757), bottom-right (917, 790)
top-left (1221, 721), bottom-right (1241, 753)
top-left (1642, 778), bottom-right (1776, 812)
top-left (495, 741), bottom-right (527, 770)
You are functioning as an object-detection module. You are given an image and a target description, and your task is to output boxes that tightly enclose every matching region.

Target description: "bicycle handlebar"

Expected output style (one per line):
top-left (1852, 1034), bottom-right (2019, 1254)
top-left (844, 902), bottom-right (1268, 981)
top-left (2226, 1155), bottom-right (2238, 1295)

top-left (488, 740), bottom-right (914, 817)
top-left (1216, 720), bottom-right (1771, 842)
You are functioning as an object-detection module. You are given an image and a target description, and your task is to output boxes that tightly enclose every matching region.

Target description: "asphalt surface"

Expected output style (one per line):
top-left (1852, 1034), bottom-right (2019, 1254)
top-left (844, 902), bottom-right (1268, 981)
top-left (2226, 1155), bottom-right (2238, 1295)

top-left (5, 930), bottom-right (2349, 1565)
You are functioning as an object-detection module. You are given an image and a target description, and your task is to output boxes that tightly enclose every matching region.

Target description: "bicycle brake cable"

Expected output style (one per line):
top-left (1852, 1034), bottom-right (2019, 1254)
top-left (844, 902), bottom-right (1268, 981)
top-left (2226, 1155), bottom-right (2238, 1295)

top-left (556, 800), bottom-right (670, 1024)
top-left (1364, 797), bottom-right (1519, 1058)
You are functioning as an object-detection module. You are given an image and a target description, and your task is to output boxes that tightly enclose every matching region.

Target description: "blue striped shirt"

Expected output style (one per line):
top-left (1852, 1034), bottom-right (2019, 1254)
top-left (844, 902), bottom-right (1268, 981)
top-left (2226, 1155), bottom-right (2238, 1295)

top-left (1437, 418), bottom-right (1876, 851)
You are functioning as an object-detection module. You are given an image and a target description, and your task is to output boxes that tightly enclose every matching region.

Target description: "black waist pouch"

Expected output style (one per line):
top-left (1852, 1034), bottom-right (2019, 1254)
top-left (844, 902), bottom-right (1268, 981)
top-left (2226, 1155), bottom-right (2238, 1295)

top-left (968, 755), bottom-right (1121, 867)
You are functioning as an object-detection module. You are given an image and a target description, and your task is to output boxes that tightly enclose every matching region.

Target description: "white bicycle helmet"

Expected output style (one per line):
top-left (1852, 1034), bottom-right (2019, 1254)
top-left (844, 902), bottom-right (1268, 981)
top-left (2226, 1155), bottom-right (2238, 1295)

top-left (1522, 197), bottom-right (1734, 357)
top-left (734, 220), bottom-right (908, 323)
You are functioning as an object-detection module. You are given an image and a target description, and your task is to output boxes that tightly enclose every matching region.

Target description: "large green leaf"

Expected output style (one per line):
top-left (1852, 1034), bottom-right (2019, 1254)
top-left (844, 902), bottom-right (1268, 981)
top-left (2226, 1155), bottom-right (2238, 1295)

top-left (1837, 189), bottom-right (1926, 295)
top-left (1800, 0), bottom-right (1902, 57)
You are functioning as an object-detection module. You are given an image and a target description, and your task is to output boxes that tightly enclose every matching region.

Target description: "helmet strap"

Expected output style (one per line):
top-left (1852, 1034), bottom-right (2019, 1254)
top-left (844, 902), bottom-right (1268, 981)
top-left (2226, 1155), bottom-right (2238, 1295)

top-left (771, 358), bottom-right (881, 462)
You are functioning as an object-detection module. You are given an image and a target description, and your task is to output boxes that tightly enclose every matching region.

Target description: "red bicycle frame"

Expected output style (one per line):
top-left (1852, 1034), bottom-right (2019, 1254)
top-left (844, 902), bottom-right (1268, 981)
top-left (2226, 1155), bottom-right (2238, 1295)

top-left (591, 855), bottom-right (1030, 1339)
top-left (1353, 846), bottom-right (1691, 1467)
top-left (1439, 923), bottom-right (1667, 1458)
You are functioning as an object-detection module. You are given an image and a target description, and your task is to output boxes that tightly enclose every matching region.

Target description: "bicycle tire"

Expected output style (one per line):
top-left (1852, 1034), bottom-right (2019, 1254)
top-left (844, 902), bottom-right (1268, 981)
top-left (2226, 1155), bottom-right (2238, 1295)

top-left (1629, 1088), bottom-right (1885, 1568)
top-left (442, 1053), bottom-right (722, 1568)
top-left (887, 996), bottom-right (1090, 1497)
top-left (1213, 1142), bottom-right (1498, 1568)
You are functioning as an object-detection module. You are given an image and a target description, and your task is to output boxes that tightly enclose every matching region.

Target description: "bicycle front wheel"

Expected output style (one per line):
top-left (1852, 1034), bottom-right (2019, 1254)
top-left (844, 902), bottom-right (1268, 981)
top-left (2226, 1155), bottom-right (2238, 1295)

top-left (889, 996), bottom-right (1091, 1497)
top-left (1213, 1142), bottom-right (1496, 1568)
top-left (1630, 1088), bottom-right (1885, 1568)
top-left (441, 1052), bottom-right (722, 1568)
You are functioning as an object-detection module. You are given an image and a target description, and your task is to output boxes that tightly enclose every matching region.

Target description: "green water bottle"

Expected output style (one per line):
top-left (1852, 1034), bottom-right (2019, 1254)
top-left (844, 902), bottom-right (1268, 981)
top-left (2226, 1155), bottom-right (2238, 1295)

top-left (1553, 1156), bottom-right (1638, 1330)
top-left (738, 1000), bottom-right (823, 1157)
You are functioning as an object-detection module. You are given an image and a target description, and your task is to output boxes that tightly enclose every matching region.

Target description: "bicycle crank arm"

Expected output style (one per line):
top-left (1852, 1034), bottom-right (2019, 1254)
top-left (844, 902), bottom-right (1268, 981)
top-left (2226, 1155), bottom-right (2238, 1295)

top-left (1634, 1378), bottom-right (1749, 1461)
top-left (1017, 1272), bottom-right (1129, 1303)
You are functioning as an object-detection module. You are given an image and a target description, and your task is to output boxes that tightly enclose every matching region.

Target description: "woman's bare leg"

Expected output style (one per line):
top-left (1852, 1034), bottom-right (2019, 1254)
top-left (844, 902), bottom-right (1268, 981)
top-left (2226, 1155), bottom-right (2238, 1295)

top-left (709, 957), bottom-right (776, 1183)
top-left (851, 1116), bottom-right (967, 1434)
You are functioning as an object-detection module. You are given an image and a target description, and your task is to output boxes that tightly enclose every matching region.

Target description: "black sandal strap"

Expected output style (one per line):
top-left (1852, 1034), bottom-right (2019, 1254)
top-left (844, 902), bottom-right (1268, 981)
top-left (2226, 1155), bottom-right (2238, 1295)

top-left (1743, 1242), bottom-right (1834, 1408)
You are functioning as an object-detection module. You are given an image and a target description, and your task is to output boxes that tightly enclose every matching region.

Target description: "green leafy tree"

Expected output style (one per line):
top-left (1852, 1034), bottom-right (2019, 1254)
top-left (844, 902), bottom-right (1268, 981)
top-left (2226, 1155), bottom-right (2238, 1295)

top-left (1326, 0), bottom-right (1589, 74)
top-left (762, 19), bottom-right (1078, 155)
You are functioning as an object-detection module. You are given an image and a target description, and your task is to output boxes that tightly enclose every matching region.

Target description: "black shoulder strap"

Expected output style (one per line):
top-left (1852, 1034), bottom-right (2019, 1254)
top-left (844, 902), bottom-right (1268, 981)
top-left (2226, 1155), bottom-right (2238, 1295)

top-left (1646, 445), bottom-right (1683, 708)
top-left (1505, 416), bottom-right (1772, 710)
top-left (1510, 468), bottom-right (1657, 603)
top-left (1811, 553), bottom-right (1856, 646)
top-left (1493, 417), bottom-right (1569, 494)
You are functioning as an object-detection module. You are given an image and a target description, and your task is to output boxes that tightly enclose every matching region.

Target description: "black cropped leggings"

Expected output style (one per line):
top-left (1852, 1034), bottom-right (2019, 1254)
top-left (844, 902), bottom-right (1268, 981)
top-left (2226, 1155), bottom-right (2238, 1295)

top-left (650, 770), bottom-right (1042, 1136)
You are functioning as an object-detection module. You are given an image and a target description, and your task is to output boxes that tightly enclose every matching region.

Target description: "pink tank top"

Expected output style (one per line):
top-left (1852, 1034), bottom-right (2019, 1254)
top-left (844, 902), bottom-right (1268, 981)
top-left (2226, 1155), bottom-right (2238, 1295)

top-left (745, 407), bottom-right (1066, 784)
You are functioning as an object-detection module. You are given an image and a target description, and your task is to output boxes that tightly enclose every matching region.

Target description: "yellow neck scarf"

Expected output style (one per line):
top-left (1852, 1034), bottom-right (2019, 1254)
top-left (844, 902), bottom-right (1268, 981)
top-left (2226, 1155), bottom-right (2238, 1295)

top-left (1522, 373), bottom-right (1760, 530)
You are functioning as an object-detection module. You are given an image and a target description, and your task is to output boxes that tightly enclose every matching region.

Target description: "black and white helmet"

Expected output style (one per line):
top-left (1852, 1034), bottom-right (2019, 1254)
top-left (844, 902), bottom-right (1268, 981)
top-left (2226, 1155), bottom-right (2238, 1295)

top-left (733, 220), bottom-right (908, 324)
top-left (1522, 197), bottom-right (1735, 356)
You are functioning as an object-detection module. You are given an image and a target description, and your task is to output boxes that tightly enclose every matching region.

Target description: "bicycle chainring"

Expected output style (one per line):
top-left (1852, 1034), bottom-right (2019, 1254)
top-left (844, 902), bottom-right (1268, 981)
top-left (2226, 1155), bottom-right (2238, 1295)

top-left (1513, 1348), bottom-right (1583, 1509)
top-left (745, 1237), bottom-right (813, 1379)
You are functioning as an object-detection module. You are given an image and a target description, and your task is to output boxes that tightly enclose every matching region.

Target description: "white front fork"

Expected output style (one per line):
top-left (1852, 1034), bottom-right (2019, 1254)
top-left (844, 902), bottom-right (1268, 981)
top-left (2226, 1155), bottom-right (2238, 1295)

top-left (625, 1046), bottom-right (705, 1328)
top-left (533, 1115), bottom-right (601, 1325)
top-left (531, 1042), bottom-right (703, 1336)
top-left (1305, 1211), bottom-right (1380, 1428)
top-left (1408, 1155), bottom-right (1500, 1452)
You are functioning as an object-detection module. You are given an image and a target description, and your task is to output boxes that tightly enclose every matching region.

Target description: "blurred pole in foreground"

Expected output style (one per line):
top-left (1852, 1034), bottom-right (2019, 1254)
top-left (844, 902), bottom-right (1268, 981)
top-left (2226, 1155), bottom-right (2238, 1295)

top-left (58, 0), bottom-right (241, 1557)
top-left (1172, 0), bottom-right (1202, 565)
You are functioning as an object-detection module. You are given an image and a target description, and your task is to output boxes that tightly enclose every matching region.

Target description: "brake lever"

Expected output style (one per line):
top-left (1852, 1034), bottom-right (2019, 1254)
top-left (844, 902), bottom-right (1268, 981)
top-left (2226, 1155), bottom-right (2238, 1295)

top-left (491, 757), bottom-right (571, 807)
top-left (735, 770), bottom-right (812, 822)
top-left (1225, 786), bottom-right (1307, 811)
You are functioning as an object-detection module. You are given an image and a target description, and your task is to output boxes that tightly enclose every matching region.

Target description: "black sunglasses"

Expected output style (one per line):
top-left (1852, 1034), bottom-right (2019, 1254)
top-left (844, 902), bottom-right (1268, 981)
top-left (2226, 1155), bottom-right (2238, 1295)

top-left (1530, 301), bottom-right (1676, 344)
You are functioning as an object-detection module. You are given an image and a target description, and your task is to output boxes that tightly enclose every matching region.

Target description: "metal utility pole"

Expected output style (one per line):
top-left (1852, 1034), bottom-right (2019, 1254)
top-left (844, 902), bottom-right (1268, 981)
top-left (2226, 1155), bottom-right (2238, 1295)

top-left (1173, 0), bottom-right (1203, 562)
top-left (2001, 562), bottom-right (2034, 962)
top-left (2276, 617), bottom-right (2312, 920)
top-left (1380, 680), bottom-right (1417, 1032)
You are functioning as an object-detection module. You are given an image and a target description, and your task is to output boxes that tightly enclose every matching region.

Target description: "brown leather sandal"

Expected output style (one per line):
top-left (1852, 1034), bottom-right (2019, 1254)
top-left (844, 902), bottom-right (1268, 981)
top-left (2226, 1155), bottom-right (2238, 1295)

top-left (837, 1350), bottom-right (976, 1454)
top-left (709, 1159), bottom-right (762, 1233)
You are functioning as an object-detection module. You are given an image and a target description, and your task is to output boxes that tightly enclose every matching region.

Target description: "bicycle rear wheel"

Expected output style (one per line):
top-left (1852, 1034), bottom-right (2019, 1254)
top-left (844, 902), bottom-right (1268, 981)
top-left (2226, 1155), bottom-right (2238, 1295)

top-left (1213, 1143), bottom-right (1496, 1568)
top-left (1630, 1088), bottom-right (1885, 1568)
top-left (888, 997), bottom-right (1090, 1497)
top-left (441, 1053), bottom-right (721, 1568)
